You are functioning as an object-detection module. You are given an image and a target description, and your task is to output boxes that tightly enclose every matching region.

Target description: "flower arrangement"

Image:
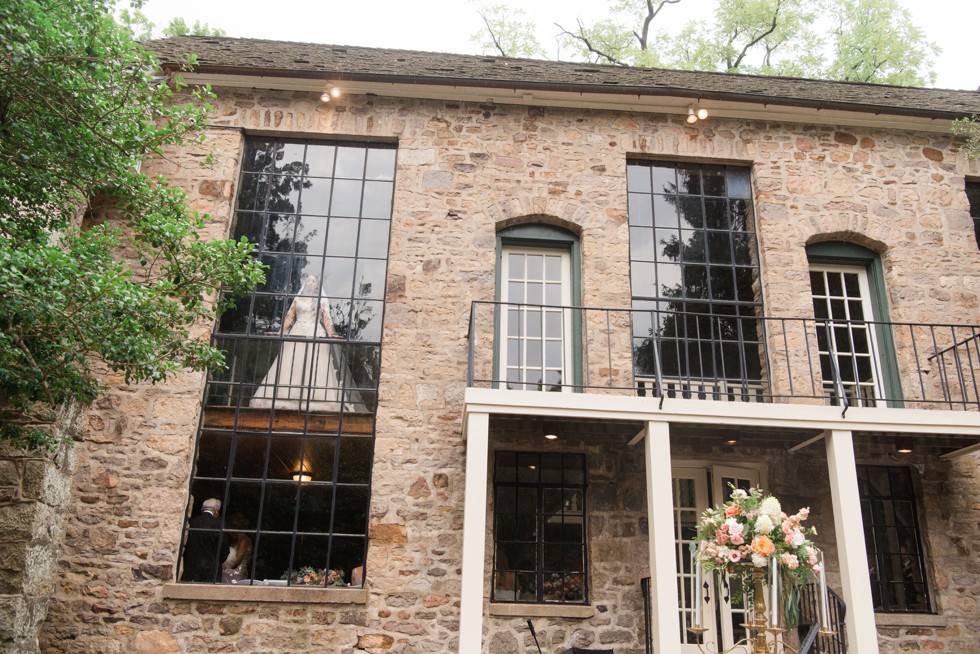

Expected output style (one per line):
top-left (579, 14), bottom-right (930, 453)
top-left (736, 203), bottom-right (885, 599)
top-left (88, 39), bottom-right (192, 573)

top-left (282, 566), bottom-right (346, 587)
top-left (542, 572), bottom-right (584, 602)
top-left (695, 486), bottom-right (820, 582)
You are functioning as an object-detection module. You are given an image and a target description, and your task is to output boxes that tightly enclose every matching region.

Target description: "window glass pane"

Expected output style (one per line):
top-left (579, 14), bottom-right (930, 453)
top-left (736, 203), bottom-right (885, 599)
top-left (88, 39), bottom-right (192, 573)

top-left (304, 144), bottom-right (336, 177)
top-left (331, 179), bottom-right (363, 217)
top-left (361, 181), bottom-right (394, 219)
top-left (627, 163), bottom-right (651, 192)
top-left (242, 140), bottom-right (276, 173)
top-left (358, 219), bottom-right (390, 259)
top-left (188, 139), bottom-right (394, 586)
top-left (299, 178), bottom-right (332, 216)
top-left (268, 175), bottom-right (301, 214)
top-left (334, 147), bottom-right (366, 178)
top-left (365, 148), bottom-right (396, 180)
top-left (726, 168), bottom-right (752, 199)
top-left (678, 196), bottom-right (703, 229)
top-left (653, 195), bottom-right (680, 228)
top-left (628, 193), bottom-right (653, 226)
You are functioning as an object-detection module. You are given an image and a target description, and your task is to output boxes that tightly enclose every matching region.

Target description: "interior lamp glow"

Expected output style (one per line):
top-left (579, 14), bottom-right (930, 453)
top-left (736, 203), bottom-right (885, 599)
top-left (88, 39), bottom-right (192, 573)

top-left (292, 472), bottom-right (312, 482)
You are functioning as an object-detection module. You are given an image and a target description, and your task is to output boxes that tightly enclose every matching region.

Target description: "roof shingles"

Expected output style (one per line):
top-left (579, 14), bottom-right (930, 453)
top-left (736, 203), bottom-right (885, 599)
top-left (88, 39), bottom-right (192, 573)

top-left (148, 36), bottom-right (980, 119)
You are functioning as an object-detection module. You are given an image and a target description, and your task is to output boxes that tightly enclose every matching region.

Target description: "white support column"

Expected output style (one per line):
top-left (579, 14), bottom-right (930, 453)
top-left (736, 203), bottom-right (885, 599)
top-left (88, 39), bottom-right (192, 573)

top-left (824, 429), bottom-right (879, 654)
top-left (458, 412), bottom-right (490, 654)
top-left (644, 421), bottom-right (682, 654)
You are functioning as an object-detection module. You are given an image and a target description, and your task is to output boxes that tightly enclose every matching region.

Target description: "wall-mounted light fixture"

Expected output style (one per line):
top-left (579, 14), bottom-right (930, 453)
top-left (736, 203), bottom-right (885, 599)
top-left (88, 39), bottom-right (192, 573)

top-left (320, 85), bottom-right (342, 103)
top-left (686, 105), bottom-right (709, 124)
top-left (722, 437), bottom-right (738, 446)
top-left (895, 437), bottom-right (914, 454)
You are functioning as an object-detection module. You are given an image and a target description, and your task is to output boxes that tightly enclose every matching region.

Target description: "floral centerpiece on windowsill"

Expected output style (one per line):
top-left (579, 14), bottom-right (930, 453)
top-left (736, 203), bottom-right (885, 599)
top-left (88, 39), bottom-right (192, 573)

top-left (281, 566), bottom-right (346, 587)
top-left (542, 572), bottom-right (585, 602)
top-left (695, 486), bottom-right (822, 628)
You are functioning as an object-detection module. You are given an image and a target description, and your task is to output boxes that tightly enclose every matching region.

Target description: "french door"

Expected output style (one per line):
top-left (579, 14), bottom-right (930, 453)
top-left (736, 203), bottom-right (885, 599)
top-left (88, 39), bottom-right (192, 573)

top-left (809, 264), bottom-right (885, 406)
top-left (672, 465), bottom-right (761, 653)
top-left (499, 247), bottom-right (573, 391)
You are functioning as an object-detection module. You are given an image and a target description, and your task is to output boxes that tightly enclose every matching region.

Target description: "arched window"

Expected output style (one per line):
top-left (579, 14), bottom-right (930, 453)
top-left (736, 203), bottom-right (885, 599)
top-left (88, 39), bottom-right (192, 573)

top-left (495, 223), bottom-right (582, 391)
top-left (806, 241), bottom-right (902, 406)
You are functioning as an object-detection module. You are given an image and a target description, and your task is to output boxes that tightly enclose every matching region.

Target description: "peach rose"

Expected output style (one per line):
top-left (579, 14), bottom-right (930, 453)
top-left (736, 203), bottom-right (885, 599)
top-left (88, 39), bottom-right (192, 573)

top-left (725, 504), bottom-right (742, 517)
top-left (751, 535), bottom-right (775, 557)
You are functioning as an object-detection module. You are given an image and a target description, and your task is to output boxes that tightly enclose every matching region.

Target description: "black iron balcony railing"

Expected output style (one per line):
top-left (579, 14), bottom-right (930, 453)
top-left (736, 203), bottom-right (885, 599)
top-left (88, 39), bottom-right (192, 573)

top-left (467, 301), bottom-right (980, 411)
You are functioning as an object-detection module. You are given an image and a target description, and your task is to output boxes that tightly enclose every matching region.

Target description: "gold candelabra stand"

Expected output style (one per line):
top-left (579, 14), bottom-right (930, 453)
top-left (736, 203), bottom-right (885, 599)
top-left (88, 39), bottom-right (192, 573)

top-left (688, 569), bottom-right (837, 654)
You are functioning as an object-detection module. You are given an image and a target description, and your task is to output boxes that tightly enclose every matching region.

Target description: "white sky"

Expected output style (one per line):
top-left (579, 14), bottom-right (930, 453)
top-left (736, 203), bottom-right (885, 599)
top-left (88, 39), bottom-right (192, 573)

top-left (135, 0), bottom-right (979, 90)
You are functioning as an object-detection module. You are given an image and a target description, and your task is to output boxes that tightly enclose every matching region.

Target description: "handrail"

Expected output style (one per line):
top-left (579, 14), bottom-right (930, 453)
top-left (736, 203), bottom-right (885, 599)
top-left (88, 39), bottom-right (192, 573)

top-left (466, 300), bottom-right (980, 411)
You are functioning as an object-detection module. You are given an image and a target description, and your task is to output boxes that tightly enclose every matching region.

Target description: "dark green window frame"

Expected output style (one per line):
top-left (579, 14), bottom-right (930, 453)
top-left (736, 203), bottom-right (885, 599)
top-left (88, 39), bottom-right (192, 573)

top-left (806, 242), bottom-right (903, 407)
top-left (494, 223), bottom-right (583, 390)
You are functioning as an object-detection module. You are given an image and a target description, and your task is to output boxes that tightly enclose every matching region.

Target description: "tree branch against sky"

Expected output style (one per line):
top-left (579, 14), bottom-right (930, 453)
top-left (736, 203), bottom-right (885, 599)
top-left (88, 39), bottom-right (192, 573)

top-left (471, 0), bottom-right (939, 85)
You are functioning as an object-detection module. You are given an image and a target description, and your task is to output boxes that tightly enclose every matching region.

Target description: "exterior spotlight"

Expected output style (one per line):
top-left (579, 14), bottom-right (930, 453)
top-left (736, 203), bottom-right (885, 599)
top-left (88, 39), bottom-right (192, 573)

top-left (320, 86), bottom-right (341, 103)
top-left (687, 105), bottom-right (709, 123)
top-left (723, 438), bottom-right (738, 446)
top-left (895, 437), bottom-right (913, 454)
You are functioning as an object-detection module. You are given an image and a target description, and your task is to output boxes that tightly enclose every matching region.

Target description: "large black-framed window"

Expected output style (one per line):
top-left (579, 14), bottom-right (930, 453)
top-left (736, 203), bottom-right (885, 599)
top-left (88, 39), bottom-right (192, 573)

top-left (966, 180), bottom-right (980, 249)
top-left (857, 465), bottom-right (931, 613)
top-left (492, 451), bottom-right (588, 604)
top-left (179, 137), bottom-right (396, 587)
top-left (627, 161), bottom-right (763, 393)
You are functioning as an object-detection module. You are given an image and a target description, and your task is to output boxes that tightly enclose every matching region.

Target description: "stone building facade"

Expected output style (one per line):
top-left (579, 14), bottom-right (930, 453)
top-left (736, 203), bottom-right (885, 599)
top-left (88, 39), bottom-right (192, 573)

top-left (21, 38), bottom-right (980, 654)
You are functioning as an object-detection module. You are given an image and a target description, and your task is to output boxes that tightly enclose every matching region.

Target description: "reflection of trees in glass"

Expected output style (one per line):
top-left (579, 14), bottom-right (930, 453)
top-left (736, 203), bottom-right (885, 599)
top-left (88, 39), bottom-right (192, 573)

top-left (629, 163), bottom-right (762, 384)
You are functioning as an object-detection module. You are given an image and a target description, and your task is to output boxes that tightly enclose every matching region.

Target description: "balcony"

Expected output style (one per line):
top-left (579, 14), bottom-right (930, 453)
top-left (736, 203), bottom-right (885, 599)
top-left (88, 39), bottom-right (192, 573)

top-left (466, 301), bottom-right (980, 412)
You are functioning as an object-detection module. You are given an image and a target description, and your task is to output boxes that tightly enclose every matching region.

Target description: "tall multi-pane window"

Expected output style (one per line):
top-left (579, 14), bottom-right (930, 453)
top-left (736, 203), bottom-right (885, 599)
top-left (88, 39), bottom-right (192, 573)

top-left (966, 180), bottom-right (980, 249)
top-left (492, 452), bottom-right (588, 604)
top-left (626, 161), bottom-right (763, 399)
top-left (179, 138), bottom-right (396, 586)
top-left (858, 465), bottom-right (931, 613)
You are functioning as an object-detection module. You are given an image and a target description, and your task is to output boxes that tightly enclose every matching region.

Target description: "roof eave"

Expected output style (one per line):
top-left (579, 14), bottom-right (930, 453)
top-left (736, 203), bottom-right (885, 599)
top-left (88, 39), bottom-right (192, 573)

top-left (163, 62), bottom-right (969, 123)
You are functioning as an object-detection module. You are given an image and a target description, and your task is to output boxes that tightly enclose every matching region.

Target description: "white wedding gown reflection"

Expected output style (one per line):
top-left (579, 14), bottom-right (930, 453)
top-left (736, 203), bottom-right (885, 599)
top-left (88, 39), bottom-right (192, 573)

top-left (250, 296), bottom-right (362, 413)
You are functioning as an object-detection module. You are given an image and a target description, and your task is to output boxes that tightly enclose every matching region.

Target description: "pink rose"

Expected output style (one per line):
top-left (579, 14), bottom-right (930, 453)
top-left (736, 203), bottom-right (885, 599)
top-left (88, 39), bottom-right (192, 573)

top-left (730, 534), bottom-right (744, 545)
top-left (729, 550), bottom-right (743, 563)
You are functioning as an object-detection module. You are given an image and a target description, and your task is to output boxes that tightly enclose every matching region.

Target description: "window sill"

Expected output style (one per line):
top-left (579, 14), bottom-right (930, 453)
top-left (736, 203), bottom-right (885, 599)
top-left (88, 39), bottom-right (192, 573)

top-left (162, 582), bottom-right (368, 604)
top-left (490, 602), bottom-right (594, 619)
top-left (874, 613), bottom-right (946, 628)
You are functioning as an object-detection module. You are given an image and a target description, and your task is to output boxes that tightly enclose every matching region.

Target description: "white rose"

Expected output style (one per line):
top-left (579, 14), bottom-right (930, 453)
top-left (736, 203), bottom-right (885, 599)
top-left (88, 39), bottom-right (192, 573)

top-left (760, 497), bottom-right (782, 520)
top-left (752, 554), bottom-right (768, 568)
top-left (755, 514), bottom-right (774, 535)
top-left (790, 529), bottom-right (806, 547)
top-left (725, 518), bottom-right (744, 536)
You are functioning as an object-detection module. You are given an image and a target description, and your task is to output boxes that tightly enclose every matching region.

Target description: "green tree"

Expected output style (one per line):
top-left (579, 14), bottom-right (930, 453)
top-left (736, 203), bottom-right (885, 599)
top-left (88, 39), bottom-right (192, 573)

top-left (161, 17), bottom-right (227, 38)
top-left (471, 3), bottom-right (545, 58)
top-left (826, 0), bottom-right (937, 86)
top-left (0, 0), bottom-right (263, 447)
top-left (953, 117), bottom-right (980, 160)
top-left (473, 0), bottom-right (938, 85)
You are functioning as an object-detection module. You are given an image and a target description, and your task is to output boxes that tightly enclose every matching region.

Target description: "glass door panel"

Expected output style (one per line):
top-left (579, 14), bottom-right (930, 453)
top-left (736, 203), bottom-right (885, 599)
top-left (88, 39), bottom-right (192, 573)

top-left (810, 265), bottom-right (884, 407)
top-left (711, 466), bottom-right (762, 647)
top-left (672, 467), bottom-right (714, 653)
top-left (500, 248), bottom-right (572, 391)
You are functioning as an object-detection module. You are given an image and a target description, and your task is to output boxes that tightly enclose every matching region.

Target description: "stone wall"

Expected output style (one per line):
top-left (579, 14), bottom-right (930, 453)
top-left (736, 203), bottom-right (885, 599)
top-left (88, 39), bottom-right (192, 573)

top-left (36, 87), bottom-right (980, 653)
top-left (0, 405), bottom-right (80, 654)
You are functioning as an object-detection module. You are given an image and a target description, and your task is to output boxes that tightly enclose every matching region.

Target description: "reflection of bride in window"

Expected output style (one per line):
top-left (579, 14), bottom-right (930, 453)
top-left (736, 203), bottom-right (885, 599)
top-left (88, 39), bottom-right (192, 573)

top-left (250, 274), bottom-right (361, 413)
